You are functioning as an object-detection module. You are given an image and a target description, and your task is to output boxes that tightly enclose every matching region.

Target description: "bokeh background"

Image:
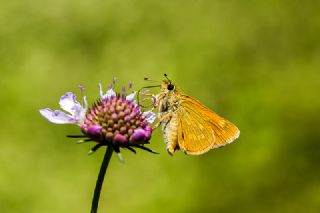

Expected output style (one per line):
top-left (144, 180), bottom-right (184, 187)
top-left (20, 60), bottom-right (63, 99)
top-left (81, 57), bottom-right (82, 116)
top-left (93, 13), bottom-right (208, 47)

top-left (1, 0), bottom-right (319, 212)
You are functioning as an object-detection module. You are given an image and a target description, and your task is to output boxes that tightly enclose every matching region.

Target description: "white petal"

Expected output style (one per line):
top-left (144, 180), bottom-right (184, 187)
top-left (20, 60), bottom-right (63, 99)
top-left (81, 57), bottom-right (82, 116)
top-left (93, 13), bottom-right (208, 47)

top-left (73, 96), bottom-right (87, 125)
top-left (105, 88), bottom-right (116, 98)
top-left (59, 92), bottom-right (80, 114)
top-left (83, 95), bottom-right (88, 110)
top-left (59, 92), bottom-right (86, 121)
top-left (39, 109), bottom-right (76, 124)
top-left (126, 92), bottom-right (136, 102)
top-left (98, 83), bottom-right (104, 99)
top-left (99, 83), bottom-right (116, 99)
top-left (142, 110), bottom-right (157, 124)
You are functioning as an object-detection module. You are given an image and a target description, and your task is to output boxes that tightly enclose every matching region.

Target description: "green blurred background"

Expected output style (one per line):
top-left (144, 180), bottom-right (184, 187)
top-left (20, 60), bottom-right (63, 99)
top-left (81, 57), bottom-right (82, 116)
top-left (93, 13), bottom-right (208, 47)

top-left (1, 0), bottom-right (319, 212)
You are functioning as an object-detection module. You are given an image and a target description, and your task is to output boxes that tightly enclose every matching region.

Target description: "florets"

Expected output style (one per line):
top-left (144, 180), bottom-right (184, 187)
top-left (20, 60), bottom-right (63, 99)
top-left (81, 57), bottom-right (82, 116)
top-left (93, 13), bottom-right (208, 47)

top-left (81, 95), bottom-right (152, 147)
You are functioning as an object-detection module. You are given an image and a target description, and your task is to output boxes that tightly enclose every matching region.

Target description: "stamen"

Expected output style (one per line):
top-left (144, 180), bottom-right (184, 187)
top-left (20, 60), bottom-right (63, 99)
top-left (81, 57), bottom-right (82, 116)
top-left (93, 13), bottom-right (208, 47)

top-left (113, 77), bottom-right (116, 86)
top-left (78, 85), bottom-right (85, 94)
top-left (78, 85), bottom-right (85, 106)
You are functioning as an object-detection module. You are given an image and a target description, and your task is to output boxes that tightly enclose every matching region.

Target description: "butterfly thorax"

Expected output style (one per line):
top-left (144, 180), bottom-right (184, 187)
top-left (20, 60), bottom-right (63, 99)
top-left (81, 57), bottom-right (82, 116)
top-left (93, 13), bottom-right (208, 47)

top-left (157, 90), bottom-right (180, 113)
top-left (156, 83), bottom-right (183, 154)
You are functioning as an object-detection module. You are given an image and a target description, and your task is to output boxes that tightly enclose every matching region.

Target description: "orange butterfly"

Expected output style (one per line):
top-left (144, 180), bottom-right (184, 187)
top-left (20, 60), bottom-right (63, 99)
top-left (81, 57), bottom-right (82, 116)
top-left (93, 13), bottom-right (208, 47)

top-left (154, 74), bottom-right (240, 155)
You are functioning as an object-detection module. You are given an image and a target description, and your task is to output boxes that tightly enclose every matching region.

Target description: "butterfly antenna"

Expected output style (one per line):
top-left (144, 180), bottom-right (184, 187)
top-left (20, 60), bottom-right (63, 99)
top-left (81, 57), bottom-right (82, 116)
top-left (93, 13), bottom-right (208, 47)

top-left (144, 77), bottom-right (160, 83)
top-left (164, 73), bottom-right (171, 83)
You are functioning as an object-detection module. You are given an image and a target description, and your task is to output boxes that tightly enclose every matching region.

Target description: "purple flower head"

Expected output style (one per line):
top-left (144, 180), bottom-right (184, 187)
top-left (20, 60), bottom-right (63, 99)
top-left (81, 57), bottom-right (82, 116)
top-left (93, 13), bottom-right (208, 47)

top-left (39, 81), bottom-right (157, 155)
top-left (81, 84), bottom-right (156, 153)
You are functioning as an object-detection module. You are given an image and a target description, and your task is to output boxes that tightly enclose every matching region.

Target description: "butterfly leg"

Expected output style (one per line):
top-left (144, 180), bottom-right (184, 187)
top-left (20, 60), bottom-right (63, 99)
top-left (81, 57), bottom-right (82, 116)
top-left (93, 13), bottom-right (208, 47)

top-left (153, 111), bottom-right (173, 130)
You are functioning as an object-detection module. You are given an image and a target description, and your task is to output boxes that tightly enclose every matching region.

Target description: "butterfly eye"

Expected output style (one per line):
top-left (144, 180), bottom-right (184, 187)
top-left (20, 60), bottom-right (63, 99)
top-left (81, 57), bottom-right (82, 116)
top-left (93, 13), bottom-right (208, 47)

top-left (167, 84), bottom-right (175, 91)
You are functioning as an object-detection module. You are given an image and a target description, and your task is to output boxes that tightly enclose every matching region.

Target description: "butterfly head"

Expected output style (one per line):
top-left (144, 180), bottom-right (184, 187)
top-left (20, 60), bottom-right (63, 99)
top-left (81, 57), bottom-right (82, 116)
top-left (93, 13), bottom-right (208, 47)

top-left (161, 80), bottom-right (175, 92)
top-left (161, 74), bottom-right (176, 92)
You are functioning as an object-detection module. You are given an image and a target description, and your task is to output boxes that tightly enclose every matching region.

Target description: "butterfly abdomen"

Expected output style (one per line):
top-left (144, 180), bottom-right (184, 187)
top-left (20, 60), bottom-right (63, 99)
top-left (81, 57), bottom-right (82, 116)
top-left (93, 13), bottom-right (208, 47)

top-left (161, 114), bottom-right (179, 155)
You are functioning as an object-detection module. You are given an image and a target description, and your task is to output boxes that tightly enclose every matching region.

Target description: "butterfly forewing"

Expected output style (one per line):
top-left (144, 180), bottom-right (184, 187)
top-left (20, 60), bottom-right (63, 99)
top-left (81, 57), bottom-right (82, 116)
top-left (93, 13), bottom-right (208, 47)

top-left (177, 95), bottom-right (240, 154)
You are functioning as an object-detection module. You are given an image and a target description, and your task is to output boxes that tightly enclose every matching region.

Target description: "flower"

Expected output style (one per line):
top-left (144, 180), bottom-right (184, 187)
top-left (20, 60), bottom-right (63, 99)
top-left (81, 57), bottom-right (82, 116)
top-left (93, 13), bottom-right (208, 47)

top-left (39, 82), bottom-right (157, 155)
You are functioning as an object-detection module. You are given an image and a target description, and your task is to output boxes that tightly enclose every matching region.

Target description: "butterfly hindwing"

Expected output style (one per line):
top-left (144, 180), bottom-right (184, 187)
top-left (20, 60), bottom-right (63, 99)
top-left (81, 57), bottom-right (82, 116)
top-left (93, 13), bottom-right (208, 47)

top-left (176, 95), bottom-right (239, 154)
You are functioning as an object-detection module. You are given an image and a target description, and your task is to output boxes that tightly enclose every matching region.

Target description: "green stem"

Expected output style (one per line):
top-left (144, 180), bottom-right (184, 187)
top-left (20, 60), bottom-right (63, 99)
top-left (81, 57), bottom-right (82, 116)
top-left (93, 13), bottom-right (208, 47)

top-left (91, 145), bottom-right (113, 213)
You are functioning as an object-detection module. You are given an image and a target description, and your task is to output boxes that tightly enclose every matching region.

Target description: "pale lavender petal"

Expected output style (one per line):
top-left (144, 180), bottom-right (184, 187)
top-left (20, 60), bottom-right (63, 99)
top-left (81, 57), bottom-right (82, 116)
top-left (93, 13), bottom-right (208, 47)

top-left (58, 92), bottom-right (86, 125)
top-left (105, 88), bottom-right (116, 99)
top-left (99, 83), bottom-right (116, 99)
top-left (126, 92), bottom-right (136, 102)
top-left (59, 92), bottom-right (81, 115)
top-left (39, 108), bottom-right (76, 124)
top-left (83, 96), bottom-right (88, 110)
top-left (99, 83), bottom-right (104, 99)
top-left (142, 110), bottom-right (157, 124)
top-left (72, 97), bottom-right (87, 125)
